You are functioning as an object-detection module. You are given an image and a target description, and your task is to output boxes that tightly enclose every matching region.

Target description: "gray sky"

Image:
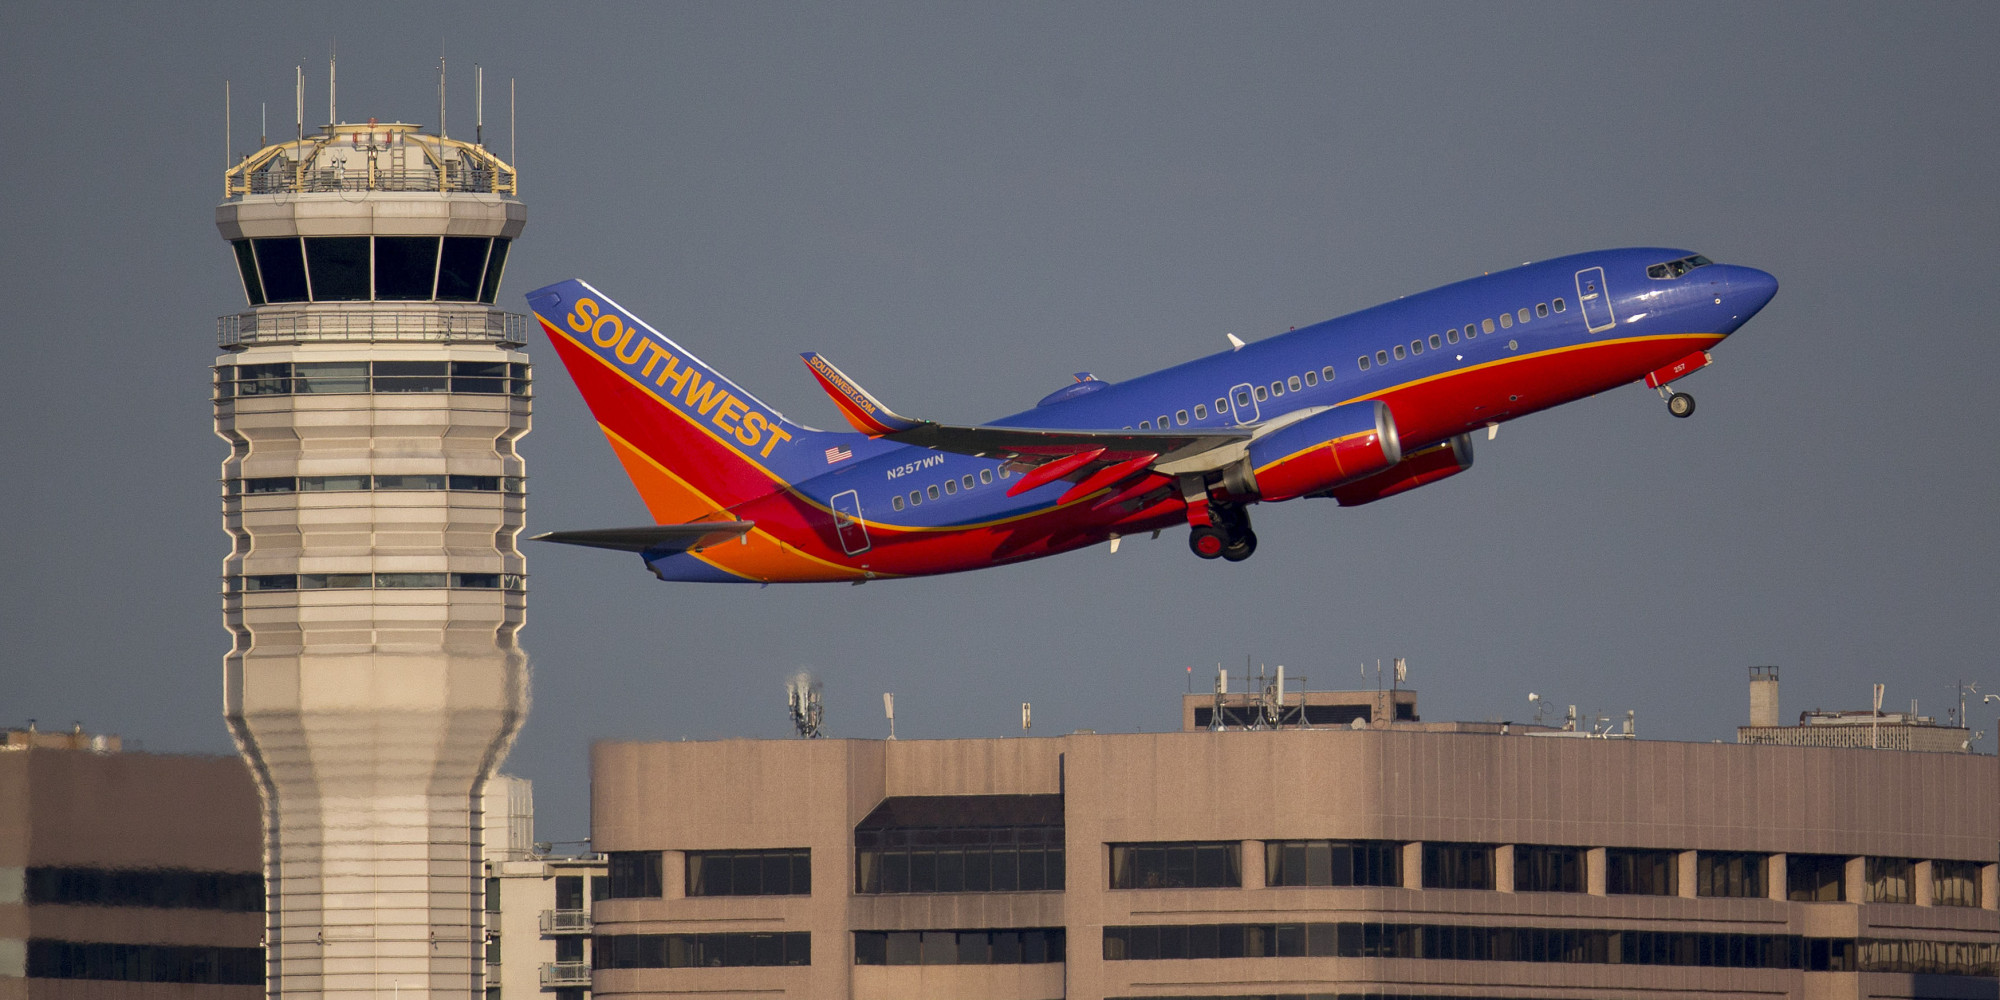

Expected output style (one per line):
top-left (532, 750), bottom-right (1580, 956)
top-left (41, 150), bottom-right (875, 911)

top-left (3, 3), bottom-right (1997, 843)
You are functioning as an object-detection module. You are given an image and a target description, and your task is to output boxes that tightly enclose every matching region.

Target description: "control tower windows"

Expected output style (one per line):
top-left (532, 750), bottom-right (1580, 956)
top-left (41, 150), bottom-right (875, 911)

top-left (479, 239), bottom-right (511, 302)
top-left (230, 241), bottom-right (265, 306)
top-left (253, 238), bottom-right (309, 303)
top-left (371, 361), bottom-right (449, 392)
top-left (436, 237), bottom-right (491, 301)
top-left (374, 236), bottom-right (440, 300)
top-left (292, 362), bottom-right (369, 394)
top-left (305, 237), bottom-right (370, 301)
top-left (217, 361), bottom-right (530, 398)
top-left (230, 237), bottom-right (513, 305)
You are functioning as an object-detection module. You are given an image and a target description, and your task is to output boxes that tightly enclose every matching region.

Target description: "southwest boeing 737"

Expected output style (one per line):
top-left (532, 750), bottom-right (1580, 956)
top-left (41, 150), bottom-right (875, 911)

top-left (525, 248), bottom-right (1776, 583)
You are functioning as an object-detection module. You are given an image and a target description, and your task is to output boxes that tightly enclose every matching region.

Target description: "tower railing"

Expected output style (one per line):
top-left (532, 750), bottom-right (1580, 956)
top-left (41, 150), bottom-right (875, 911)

top-left (219, 308), bottom-right (528, 349)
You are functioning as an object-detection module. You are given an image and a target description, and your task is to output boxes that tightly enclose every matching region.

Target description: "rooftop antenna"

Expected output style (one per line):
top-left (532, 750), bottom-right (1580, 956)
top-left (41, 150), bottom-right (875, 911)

top-left (261, 102), bottom-right (267, 148)
top-left (785, 671), bottom-right (823, 739)
top-left (883, 693), bottom-right (896, 740)
top-left (295, 64), bottom-right (303, 143)
top-left (224, 81), bottom-right (231, 170)
top-left (328, 41), bottom-right (336, 126)
top-left (1021, 702), bottom-right (1031, 732)
top-left (438, 46), bottom-right (447, 139)
top-left (475, 64), bottom-right (483, 146)
top-left (509, 77), bottom-right (516, 172)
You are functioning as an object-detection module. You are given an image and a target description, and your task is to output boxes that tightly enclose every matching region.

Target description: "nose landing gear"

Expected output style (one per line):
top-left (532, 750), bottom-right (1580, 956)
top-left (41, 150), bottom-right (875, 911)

top-left (1646, 350), bottom-right (1713, 419)
top-left (1664, 390), bottom-right (1696, 418)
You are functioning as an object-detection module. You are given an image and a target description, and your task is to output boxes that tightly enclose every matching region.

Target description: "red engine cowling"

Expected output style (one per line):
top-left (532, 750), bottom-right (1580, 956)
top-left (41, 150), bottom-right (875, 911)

top-left (1243, 401), bottom-right (1402, 502)
top-left (1327, 434), bottom-right (1474, 506)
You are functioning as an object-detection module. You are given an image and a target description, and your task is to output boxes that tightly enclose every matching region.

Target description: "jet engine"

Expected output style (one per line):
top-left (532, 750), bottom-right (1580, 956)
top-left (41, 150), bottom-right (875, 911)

top-left (1326, 434), bottom-right (1474, 506)
top-left (1241, 400), bottom-right (1401, 502)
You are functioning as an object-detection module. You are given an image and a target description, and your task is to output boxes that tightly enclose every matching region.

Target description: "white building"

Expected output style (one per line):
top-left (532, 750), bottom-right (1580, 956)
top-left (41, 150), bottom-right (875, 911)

top-left (215, 108), bottom-right (530, 999)
top-left (483, 776), bottom-right (605, 1000)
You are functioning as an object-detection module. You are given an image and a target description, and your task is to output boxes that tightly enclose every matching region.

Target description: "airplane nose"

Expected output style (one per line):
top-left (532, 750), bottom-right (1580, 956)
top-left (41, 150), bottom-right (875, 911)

top-left (1729, 266), bottom-right (1778, 317)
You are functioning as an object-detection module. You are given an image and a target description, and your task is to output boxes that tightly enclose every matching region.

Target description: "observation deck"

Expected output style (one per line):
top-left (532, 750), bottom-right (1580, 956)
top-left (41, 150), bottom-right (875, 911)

top-left (225, 121), bottom-right (516, 198)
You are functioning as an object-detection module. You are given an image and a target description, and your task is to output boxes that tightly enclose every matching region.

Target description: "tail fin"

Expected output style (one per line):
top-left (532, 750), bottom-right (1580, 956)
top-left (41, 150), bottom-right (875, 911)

top-left (526, 279), bottom-right (847, 522)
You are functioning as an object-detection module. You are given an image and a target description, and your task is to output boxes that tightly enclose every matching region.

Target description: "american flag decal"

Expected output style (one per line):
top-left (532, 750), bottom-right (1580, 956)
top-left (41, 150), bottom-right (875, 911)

top-left (825, 445), bottom-right (853, 464)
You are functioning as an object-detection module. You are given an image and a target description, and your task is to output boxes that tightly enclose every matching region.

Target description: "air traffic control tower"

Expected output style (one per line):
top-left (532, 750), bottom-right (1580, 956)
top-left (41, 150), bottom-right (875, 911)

top-left (214, 115), bottom-right (529, 998)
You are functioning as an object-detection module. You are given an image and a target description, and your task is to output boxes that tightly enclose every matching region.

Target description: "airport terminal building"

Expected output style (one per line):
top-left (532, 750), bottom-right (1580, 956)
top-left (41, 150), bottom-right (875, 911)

top-left (587, 692), bottom-right (1999, 1000)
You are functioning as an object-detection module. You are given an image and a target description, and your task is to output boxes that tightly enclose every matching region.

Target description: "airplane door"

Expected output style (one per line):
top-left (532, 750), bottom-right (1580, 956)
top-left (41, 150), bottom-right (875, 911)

top-left (829, 489), bottom-right (872, 555)
top-left (1228, 383), bottom-right (1260, 424)
top-left (1575, 267), bottom-right (1617, 333)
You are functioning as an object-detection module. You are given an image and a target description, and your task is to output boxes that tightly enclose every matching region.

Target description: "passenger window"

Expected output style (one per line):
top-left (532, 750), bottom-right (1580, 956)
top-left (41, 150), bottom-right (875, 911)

top-left (998, 467), bottom-right (1011, 478)
top-left (1157, 415), bottom-right (1169, 427)
top-left (1287, 376), bottom-right (1301, 392)
top-left (891, 495), bottom-right (905, 511)
top-left (1254, 386), bottom-right (1268, 401)
top-left (1139, 420), bottom-right (1151, 429)
top-left (1517, 307), bottom-right (1531, 323)
top-left (1175, 410), bottom-right (1189, 426)
top-left (1302, 371), bottom-right (1316, 387)
top-left (1465, 323), bottom-right (1477, 339)
top-left (980, 469), bottom-right (993, 484)
top-left (945, 479), bottom-right (958, 495)
top-left (1393, 345), bottom-right (1406, 360)
top-left (962, 474), bottom-right (975, 490)
top-left (1410, 340), bottom-right (1423, 355)
top-left (909, 491), bottom-right (922, 506)
top-left (1376, 350), bottom-right (1390, 365)
top-left (1194, 404), bottom-right (1208, 419)
top-left (1214, 397), bottom-right (1228, 413)
top-left (1536, 302), bottom-right (1549, 318)
top-left (1482, 318), bottom-right (1496, 334)
top-left (1499, 312), bottom-right (1513, 329)
top-left (1428, 334), bottom-right (1442, 349)
top-left (1358, 355), bottom-right (1371, 371)
top-left (927, 485), bottom-right (940, 500)
top-left (1269, 382), bottom-right (1283, 397)
top-left (1235, 390), bottom-right (1252, 407)
top-left (1553, 298), bottom-right (1566, 312)
top-left (1446, 328), bottom-right (1459, 344)
top-left (1321, 366), bottom-right (1335, 382)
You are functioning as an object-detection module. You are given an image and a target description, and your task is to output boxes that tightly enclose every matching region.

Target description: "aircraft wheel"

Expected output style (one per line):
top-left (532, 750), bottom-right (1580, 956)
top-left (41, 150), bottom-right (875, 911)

top-left (1222, 531), bottom-right (1258, 562)
top-left (1667, 392), bottom-right (1696, 418)
top-left (1188, 526), bottom-right (1228, 560)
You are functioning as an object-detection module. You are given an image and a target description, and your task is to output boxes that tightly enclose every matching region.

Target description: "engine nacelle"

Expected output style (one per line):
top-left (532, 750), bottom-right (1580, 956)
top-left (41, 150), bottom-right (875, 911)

top-left (1328, 434), bottom-right (1474, 507)
top-left (1243, 401), bottom-right (1401, 502)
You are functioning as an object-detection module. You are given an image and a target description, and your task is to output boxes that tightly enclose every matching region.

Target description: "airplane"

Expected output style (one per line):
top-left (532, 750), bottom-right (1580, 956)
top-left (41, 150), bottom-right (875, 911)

top-left (524, 248), bottom-right (1776, 583)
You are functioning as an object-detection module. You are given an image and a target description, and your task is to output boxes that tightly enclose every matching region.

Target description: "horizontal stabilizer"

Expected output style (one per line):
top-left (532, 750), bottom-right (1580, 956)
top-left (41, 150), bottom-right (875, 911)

top-left (531, 521), bottom-right (754, 555)
top-left (801, 353), bottom-right (923, 436)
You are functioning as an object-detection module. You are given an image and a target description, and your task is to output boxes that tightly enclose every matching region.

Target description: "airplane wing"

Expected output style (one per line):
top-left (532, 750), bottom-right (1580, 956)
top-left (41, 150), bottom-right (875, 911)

top-left (801, 353), bottom-right (1251, 504)
top-left (531, 521), bottom-right (754, 555)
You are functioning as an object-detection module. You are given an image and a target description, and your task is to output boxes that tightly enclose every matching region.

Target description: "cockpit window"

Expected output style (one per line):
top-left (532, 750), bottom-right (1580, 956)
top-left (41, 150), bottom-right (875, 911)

top-left (1646, 254), bottom-right (1714, 280)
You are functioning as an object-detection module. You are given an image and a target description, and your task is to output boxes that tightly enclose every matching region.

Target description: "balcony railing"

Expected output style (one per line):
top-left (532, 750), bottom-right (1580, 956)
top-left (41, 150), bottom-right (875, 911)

top-left (540, 908), bottom-right (592, 935)
top-left (540, 962), bottom-right (591, 987)
top-left (219, 308), bottom-right (527, 349)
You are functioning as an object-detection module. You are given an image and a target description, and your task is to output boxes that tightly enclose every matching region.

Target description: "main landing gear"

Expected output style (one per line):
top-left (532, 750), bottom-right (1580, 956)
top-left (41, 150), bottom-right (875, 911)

top-left (1187, 498), bottom-right (1257, 562)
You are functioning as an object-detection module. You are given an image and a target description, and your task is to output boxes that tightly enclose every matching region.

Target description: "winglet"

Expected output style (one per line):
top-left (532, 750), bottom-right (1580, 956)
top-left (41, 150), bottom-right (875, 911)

top-left (800, 353), bottom-right (923, 436)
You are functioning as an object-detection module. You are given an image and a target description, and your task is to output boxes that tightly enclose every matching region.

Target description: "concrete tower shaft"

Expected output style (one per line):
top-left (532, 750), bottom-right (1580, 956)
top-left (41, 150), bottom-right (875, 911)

top-left (216, 122), bottom-right (528, 999)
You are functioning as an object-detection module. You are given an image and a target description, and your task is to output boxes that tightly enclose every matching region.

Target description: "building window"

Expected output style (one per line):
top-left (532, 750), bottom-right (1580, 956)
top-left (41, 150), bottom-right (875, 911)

top-left (686, 849), bottom-right (810, 897)
top-left (1513, 845), bottom-right (1583, 893)
top-left (1265, 840), bottom-right (1400, 887)
top-left (215, 360), bottom-right (529, 398)
top-left (1933, 860), bottom-right (1982, 907)
top-left (1697, 851), bottom-right (1767, 898)
top-left (1111, 842), bottom-right (1241, 890)
top-left (24, 867), bottom-right (263, 912)
top-left (25, 940), bottom-right (265, 985)
top-left (1606, 848), bottom-right (1678, 896)
top-left (853, 928), bottom-right (1064, 966)
top-left (1866, 857), bottom-right (1914, 904)
top-left (1422, 842), bottom-right (1494, 890)
top-left (485, 876), bottom-right (501, 914)
top-left (605, 851), bottom-right (663, 898)
top-left (1787, 854), bottom-right (1846, 902)
top-left (596, 932), bottom-right (809, 969)
top-left (854, 795), bottom-right (1063, 895)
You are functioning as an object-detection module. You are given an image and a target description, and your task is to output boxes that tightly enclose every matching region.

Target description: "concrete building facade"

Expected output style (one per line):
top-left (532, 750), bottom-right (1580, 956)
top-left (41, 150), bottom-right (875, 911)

top-left (0, 735), bottom-right (263, 999)
top-left (589, 701), bottom-right (1999, 1000)
top-left (480, 776), bottom-right (607, 1000)
top-left (214, 116), bottom-right (530, 999)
